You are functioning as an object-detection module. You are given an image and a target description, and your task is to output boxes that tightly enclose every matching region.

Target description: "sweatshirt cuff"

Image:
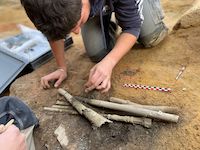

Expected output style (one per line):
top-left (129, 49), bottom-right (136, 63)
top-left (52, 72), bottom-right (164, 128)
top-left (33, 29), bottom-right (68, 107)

top-left (122, 28), bottom-right (141, 39)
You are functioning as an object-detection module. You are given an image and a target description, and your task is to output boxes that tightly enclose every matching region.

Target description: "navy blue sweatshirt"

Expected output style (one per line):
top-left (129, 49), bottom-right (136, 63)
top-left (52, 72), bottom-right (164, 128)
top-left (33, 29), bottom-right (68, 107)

top-left (89, 0), bottom-right (143, 38)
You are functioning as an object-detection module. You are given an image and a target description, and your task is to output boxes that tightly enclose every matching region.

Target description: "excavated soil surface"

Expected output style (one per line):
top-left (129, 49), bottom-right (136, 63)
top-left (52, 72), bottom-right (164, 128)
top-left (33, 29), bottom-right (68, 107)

top-left (1, 0), bottom-right (200, 149)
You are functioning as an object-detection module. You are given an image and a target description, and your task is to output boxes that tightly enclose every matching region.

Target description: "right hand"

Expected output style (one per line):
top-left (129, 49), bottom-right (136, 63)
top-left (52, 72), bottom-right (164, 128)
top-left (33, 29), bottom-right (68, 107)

top-left (0, 125), bottom-right (26, 150)
top-left (41, 68), bottom-right (67, 89)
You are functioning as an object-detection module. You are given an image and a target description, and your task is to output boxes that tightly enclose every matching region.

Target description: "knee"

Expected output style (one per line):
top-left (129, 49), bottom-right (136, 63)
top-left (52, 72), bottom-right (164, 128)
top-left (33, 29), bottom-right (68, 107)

top-left (88, 48), bottom-right (110, 63)
top-left (139, 23), bottom-right (169, 48)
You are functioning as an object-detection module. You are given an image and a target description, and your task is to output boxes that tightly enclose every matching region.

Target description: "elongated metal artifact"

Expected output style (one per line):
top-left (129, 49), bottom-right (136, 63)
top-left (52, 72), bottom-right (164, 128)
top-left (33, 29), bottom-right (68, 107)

top-left (103, 114), bottom-right (152, 128)
top-left (75, 97), bottom-right (179, 123)
top-left (58, 88), bottom-right (112, 128)
top-left (109, 97), bottom-right (178, 114)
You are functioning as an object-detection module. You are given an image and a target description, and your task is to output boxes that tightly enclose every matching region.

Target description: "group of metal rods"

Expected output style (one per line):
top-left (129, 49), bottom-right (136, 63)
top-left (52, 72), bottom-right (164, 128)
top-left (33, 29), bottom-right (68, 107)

top-left (74, 96), bottom-right (179, 123)
top-left (44, 89), bottom-right (179, 128)
top-left (44, 100), bottom-right (152, 128)
top-left (44, 101), bottom-right (78, 115)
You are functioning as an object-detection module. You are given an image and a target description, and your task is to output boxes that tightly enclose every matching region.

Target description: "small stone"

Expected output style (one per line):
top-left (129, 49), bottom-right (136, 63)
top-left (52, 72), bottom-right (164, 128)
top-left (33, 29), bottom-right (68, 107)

top-left (182, 88), bottom-right (187, 91)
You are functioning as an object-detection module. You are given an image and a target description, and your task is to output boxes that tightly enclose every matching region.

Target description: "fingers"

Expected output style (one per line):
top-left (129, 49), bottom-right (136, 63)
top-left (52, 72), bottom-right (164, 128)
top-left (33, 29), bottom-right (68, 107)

top-left (96, 78), bottom-right (109, 90)
top-left (84, 67), bottom-right (98, 88)
top-left (41, 77), bottom-right (50, 89)
top-left (85, 75), bottom-right (111, 93)
top-left (54, 69), bottom-right (67, 88)
top-left (88, 67), bottom-right (96, 81)
top-left (85, 75), bottom-right (104, 93)
top-left (85, 63), bottom-right (113, 93)
top-left (101, 80), bottom-right (111, 93)
top-left (40, 69), bottom-right (67, 89)
top-left (54, 77), bottom-right (64, 88)
top-left (85, 65), bottom-right (107, 92)
top-left (96, 78), bottom-right (111, 93)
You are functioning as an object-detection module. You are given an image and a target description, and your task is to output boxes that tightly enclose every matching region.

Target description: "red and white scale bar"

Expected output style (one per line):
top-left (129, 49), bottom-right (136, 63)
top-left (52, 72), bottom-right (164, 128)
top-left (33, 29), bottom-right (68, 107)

top-left (123, 83), bottom-right (172, 92)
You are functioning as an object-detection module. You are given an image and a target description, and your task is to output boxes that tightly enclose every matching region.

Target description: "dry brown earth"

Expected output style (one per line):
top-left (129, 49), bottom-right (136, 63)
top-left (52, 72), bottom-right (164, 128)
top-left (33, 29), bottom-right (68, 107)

top-left (1, 0), bottom-right (200, 149)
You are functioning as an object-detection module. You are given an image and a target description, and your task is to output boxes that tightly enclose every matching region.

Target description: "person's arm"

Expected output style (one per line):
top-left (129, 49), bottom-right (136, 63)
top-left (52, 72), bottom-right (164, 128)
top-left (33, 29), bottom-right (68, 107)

top-left (49, 40), bottom-right (66, 71)
top-left (85, 0), bottom-right (142, 93)
top-left (41, 39), bottom-right (67, 88)
top-left (0, 125), bottom-right (26, 150)
top-left (85, 33), bottom-right (136, 93)
top-left (106, 33), bottom-right (137, 66)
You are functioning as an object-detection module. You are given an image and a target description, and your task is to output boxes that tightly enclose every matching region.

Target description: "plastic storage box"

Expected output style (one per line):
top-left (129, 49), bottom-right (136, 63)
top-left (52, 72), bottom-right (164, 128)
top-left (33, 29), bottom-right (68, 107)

top-left (0, 25), bottom-right (73, 94)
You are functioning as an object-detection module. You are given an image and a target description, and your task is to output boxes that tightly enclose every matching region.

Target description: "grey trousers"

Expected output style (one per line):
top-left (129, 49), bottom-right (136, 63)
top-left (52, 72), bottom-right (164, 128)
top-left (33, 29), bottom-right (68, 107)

top-left (81, 0), bottom-right (168, 62)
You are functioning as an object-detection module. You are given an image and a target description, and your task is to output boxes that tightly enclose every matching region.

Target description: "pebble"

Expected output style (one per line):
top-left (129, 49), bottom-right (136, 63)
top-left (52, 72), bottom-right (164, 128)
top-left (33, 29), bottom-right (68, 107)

top-left (182, 88), bottom-right (187, 91)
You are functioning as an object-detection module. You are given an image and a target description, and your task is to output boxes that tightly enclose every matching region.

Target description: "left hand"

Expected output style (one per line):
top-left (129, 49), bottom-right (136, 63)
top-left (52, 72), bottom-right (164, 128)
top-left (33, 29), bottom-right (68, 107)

top-left (40, 68), bottom-right (67, 89)
top-left (85, 57), bottom-right (116, 93)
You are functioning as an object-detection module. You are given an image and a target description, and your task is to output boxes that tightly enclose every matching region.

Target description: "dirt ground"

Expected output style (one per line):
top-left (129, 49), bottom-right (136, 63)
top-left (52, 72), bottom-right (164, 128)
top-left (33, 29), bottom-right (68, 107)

top-left (1, 0), bottom-right (200, 150)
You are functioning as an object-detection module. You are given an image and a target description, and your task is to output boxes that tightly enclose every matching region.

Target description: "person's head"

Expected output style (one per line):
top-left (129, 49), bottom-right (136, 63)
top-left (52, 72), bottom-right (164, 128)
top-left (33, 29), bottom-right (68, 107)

top-left (21, 0), bottom-right (89, 41)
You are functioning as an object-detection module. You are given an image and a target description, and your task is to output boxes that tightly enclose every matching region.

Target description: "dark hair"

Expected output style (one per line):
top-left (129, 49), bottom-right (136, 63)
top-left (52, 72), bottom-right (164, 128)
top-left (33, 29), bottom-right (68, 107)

top-left (20, 0), bottom-right (82, 40)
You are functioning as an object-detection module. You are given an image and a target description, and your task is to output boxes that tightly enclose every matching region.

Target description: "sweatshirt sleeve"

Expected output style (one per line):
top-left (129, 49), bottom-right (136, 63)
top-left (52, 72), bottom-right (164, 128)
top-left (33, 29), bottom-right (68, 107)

top-left (114, 0), bottom-right (143, 38)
